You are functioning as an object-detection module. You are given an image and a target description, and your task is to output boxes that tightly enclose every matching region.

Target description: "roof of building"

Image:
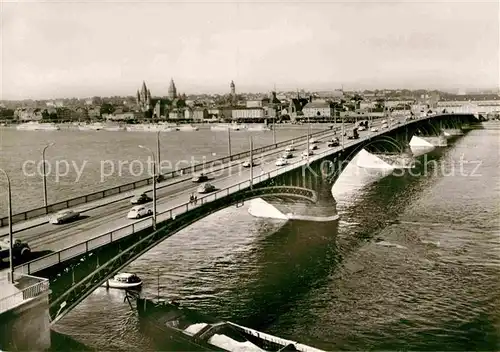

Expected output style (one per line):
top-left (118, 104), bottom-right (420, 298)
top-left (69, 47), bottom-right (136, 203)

top-left (303, 101), bottom-right (331, 109)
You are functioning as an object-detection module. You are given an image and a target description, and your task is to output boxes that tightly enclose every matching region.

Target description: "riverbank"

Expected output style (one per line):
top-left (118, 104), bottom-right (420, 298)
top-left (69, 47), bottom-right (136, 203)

top-left (1, 121), bottom-right (335, 131)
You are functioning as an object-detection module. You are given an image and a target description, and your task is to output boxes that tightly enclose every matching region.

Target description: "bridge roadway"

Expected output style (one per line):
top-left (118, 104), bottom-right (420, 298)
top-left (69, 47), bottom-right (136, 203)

top-left (4, 121), bottom-right (388, 254)
top-left (0, 125), bottom-right (346, 237)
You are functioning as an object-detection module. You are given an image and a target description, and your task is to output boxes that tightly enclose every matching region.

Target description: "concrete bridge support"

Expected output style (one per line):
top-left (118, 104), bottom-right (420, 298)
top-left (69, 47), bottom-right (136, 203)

top-left (0, 290), bottom-right (51, 351)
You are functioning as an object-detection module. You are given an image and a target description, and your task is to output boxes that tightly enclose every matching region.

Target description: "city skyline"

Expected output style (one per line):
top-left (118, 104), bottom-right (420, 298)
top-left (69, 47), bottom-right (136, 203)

top-left (1, 0), bottom-right (498, 100)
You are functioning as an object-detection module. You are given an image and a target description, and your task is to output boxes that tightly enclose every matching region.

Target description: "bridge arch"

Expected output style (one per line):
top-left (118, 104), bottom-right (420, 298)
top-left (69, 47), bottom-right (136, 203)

top-left (50, 186), bottom-right (318, 323)
top-left (317, 135), bottom-right (407, 184)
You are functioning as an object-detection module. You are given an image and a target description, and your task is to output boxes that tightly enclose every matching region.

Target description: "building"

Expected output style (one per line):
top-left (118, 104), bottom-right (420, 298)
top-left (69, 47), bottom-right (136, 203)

top-left (168, 110), bottom-right (183, 119)
top-left (193, 108), bottom-right (208, 120)
top-left (302, 100), bottom-right (334, 119)
top-left (87, 106), bottom-right (101, 119)
top-left (136, 81), bottom-right (152, 112)
top-left (208, 108), bottom-right (223, 119)
top-left (104, 112), bottom-right (135, 120)
top-left (15, 108), bottom-right (43, 121)
top-left (436, 100), bottom-right (500, 114)
top-left (230, 80), bottom-right (235, 96)
top-left (168, 78), bottom-right (177, 100)
top-left (232, 107), bottom-right (266, 120)
top-left (184, 107), bottom-right (193, 120)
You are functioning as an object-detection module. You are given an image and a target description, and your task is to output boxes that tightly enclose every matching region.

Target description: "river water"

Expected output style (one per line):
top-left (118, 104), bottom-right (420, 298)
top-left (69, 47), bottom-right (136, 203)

top-left (0, 126), bottom-right (317, 216)
top-left (44, 124), bottom-right (499, 351)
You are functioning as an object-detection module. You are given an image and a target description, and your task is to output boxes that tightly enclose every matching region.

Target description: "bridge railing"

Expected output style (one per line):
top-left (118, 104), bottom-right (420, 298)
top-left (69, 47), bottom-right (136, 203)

top-left (1, 128), bottom-right (335, 228)
top-left (0, 273), bottom-right (50, 314)
top-left (14, 114), bottom-right (442, 275)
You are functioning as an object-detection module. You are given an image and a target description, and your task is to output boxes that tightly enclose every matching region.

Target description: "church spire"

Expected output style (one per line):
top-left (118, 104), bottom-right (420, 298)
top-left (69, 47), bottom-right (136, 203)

top-left (168, 78), bottom-right (177, 99)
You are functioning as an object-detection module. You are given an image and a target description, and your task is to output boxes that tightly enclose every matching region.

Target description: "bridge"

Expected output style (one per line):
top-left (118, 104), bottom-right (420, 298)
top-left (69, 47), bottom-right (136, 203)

top-left (0, 113), bottom-right (478, 350)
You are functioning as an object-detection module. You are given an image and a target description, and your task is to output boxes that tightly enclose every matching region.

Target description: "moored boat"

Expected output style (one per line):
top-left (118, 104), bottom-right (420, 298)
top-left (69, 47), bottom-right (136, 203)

top-left (16, 121), bottom-right (60, 131)
top-left (78, 122), bottom-right (105, 131)
top-left (176, 124), bottom-right (199, 131)
top-left (102, 273), bottom-right (142, 289)
top-left (246, 124), bottom-right (271, 131)
top-left (103, 124), bottom-right (127, 132)
top-left (211, 123), bottom-right (245, 131)
top-left (126, 124), bottom-right (174, 132)
top-left (136, 296), bottom-right (324, 352)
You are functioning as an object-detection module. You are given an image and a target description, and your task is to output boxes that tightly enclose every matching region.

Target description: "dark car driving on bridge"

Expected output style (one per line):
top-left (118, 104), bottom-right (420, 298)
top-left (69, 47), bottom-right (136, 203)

top-left (328, 137), bottom-right (340, 147)
top-left (0, 238), bottom-right (31, 263)
top-left (197, 182), bottom-right (216, 194)
top-left (191, 172), bottom-right (209, 183)
top-left (130, 192), bottom-right (152, 205)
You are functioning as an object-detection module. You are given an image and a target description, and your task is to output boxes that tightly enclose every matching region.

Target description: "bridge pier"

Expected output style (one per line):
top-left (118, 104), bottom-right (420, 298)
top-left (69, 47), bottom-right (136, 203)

top-left (0, 274), bottom-right (51, 351)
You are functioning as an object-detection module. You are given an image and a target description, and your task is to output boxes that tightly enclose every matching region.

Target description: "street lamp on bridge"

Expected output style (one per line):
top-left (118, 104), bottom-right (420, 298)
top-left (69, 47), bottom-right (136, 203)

top-left (138, 145), bottom-right (157, 230)
top-left (0, 168), bottom-right (14, 283)
top-left (42, 142), bottom-right (55, 209)
top-left (156, 131), bottom-right (161, 175)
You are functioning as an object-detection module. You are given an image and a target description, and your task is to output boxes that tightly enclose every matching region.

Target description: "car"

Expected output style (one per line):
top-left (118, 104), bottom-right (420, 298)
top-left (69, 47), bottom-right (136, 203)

top-left (0, 238), bottom-right (31, 263)
top-left (197, 182), bottom-right (216, 194)
top-left (390, 117), bottom-right (395, 121)
top-left (358, 125), bottom-right (366, 131)
top-left (130, 192), bottom-right (152, 205)
top-left (309, 144), bottom-right (318, 150)
top-left (127, 205), bottom-right (152, 219)
top-left (242, 160), bottom-right (256, 168)
top-left (381, 119), bottom-right (387, 124)
top-left (381, 123), bottom-right (389, 129)
top-left (370, 127), bottom-right (379, 132)
top-left (309, 138), bottom-right (318, 144)
top-left (328, 138), bottom-right (340, 147)
top-left (285, 145), bottom-right (295, 152)
top-left (282, 151), bottom-right (293, 159)
top-left (191, 172), bottom-right (208, 183)
top-left (50, 209), bottom-right (80, 224)
top-left (302, 150), bottom-right (314, 158)
top-left (275, 157), bottom-right (288, 166)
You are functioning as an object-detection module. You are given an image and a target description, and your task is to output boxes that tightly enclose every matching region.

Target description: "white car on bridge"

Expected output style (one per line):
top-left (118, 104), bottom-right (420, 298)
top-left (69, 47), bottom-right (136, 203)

top-left (275, 157), bottom-right (288, 166)
top-left (302, 150), bottom-right (314, 158)
top-left (242, 160), bottom-right (256, 168)
top-left (127, 205), bottom-right (152, 219)
top-left (50, 209), bottom-right (80, 224)
top-left (370, 127), bottom-right (379, 132)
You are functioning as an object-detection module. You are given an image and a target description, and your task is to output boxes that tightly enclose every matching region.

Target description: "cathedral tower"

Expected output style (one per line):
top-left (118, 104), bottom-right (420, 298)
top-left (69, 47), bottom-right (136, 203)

top-left (168, 78), bottom-right (177, 100)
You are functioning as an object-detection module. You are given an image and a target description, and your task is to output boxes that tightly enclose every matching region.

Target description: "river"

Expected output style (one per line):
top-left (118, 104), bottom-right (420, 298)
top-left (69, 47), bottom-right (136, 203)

top-left (45, 124), bottom-right (499, 350)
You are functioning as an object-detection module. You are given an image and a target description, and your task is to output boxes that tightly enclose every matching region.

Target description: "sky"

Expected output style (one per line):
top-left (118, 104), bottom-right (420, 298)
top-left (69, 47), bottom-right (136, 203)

top-left (1, 0), bottom-right (499, 99)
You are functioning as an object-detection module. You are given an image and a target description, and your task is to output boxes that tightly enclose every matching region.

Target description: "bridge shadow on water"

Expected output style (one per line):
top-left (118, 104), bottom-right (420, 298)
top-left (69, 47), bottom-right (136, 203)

top-left (209, 218), bottom-right (341, 333)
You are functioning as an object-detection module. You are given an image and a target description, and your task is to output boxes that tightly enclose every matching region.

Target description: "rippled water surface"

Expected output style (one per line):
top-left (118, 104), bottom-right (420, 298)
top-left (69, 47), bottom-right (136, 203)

top-left (21, 126), bottom-right (500, 350)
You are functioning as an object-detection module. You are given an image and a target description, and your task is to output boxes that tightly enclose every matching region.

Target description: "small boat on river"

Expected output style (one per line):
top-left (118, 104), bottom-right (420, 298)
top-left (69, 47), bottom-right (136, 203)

top-left (103, 273), bottom-right (142, 289)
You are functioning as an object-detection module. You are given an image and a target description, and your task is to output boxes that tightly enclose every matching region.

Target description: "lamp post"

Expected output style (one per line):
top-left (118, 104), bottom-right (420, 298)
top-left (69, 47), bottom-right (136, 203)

top-left (272, 117), bottom-right (276, 145)
top-left (156, 131), bottom-right (161, 175)
top-left (341, 116), bottom-right (345, 149)
top-left (138, 145), bottom-right (157, 230)
top-left (307, 119), bottom-right (311, 163)
top-left (227, 127), bottom-right (232, 160)
top-left (42, 142), bottom-right (54, 209)
top-left (0, 169), bottom-right (13, 283)
top-left (249, 136), bottom-right (254, 190)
